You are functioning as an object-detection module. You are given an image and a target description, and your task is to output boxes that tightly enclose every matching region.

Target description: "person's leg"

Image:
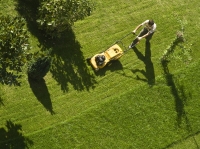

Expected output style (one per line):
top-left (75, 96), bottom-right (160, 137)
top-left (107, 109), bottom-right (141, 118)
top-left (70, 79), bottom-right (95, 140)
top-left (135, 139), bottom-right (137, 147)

top-left (145, 32), bottom-right (154, 42)
top-left (138, 28), bottom-right (148, 37)
top-left (129, 28), bottom-right (148, 48)
top-left (130, 38), bottom-right (139, 47)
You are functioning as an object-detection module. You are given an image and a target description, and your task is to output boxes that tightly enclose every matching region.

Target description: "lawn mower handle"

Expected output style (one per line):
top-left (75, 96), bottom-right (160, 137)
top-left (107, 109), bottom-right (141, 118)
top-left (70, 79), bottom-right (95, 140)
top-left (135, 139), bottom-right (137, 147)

top-left (118, 32), bottom-right (136, 41)
top-left (114, 32), bottom-right (138, 51)
top-left (115, 32), bottom-right (137, 44)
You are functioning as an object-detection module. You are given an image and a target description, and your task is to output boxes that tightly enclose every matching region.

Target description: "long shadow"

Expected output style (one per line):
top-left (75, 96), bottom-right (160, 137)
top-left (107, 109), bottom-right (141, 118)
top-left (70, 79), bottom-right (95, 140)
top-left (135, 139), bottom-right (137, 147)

top-left (0, 120), bottom-right (33, 149)
top-left (162, 61), bottom-right (199, 149)
top-left (161, 36), bottom-right (188, 127)
top-left (162, 61), bottom-right (186, 126)
top-left (15, 0), bottom-right (55, 50)
top-left (50, 29), bottom-right (97, 92)
top-left (161, 39), bottom-right (199, 148)
top-left (131, 41), bottom-right (155, 85)
top-left (15, 0), bottom-right (97, 92)
top-left (28, 77), bottom-right (55, 115)
top-left (15, 0), bottom-right (38, 31)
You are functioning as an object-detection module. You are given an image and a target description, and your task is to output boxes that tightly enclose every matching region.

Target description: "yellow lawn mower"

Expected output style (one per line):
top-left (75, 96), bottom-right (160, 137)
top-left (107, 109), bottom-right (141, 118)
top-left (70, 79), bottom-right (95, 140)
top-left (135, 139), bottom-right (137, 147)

top-left (87, 32), bottom-right (138, 71)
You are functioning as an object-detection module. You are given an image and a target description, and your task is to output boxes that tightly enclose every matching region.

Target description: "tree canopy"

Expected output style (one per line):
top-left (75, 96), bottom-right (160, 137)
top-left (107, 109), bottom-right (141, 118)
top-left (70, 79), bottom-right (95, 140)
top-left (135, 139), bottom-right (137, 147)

top-left (37, 0), bottom-right (95, 37)
top-left (0, 16), bottom-right (31, 85)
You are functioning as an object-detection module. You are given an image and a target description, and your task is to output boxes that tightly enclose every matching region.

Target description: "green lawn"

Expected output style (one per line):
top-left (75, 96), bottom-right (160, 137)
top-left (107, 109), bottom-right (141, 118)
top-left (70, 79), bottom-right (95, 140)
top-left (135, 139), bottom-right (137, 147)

top-left (0, 0), bottom-right (200, 148)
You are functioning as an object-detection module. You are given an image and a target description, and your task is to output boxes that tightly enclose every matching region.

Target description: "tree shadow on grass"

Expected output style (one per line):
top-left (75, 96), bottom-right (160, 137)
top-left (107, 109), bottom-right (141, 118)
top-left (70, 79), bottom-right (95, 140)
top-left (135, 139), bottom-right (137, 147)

top-left (0, 120), bottom-right (33, 149)
top-left (28, 77), bottom-right (55, 115)
top-left (0, 97), bottom-right (4, 107)
top-left (14, 0), bottom-right (39, 21)
top-left (161, 60), bottom-right (192, 128)
top-left (15, 0), bottom-right (54, 50)
top-left (131, 41), bottom-right (155, 85)
top-left (50, 30), bottom-right (97, 92)
top-left (160, 37), bottom-right (190, 128)
top-left (15, 0), bottom-right (97, 92)
top-left (161, 62), bottom-right (199, 148)
top-left (161, 39), bottom-right (200, 148)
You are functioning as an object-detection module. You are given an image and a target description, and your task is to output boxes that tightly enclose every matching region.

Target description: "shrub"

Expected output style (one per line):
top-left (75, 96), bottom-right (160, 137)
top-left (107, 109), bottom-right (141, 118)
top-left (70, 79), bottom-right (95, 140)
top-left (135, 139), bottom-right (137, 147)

top-left (0, 15), bottom-right (31, 72)
top-left (0, 15), bottom-right (31, 85)
top-left (27, 53), bottom-right (51, 80)
top-left (36, 0), bottom-right (95, 37)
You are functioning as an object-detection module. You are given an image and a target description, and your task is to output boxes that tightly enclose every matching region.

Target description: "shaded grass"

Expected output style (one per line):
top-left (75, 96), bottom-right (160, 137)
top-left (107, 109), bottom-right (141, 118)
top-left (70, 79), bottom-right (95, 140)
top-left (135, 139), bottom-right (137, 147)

top-left (28, 77), bottom-right (55, 115)
top-left (132, 41), bottom-right (155, 85)
top-left (28, 59), bottom-right (200, 149)
top-left (0, 0), bottom-right (200, 148)
top-left (49, 29), bottom-right (97, 92)
top-left (14, 0), bottom-right (97, 92)
top-left (0, 120), bottom-right (33, 149)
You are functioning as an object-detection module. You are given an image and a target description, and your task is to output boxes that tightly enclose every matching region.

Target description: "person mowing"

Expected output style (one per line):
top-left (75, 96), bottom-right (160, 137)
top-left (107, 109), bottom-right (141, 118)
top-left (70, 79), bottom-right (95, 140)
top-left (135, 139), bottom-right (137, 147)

top-left (129, 19), bottom-right (157, 48)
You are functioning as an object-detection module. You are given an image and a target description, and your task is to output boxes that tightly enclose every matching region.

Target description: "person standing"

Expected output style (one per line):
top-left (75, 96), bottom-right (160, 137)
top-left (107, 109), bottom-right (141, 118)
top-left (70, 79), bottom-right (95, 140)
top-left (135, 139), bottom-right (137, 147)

top-left (129, 19), bottom-right (156, 48)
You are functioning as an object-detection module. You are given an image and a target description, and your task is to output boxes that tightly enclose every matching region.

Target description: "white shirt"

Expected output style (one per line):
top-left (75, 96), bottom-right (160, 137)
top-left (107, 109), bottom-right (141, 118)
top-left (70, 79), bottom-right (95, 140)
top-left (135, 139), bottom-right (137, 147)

top-left (141, 20), bottom-right (157, 34)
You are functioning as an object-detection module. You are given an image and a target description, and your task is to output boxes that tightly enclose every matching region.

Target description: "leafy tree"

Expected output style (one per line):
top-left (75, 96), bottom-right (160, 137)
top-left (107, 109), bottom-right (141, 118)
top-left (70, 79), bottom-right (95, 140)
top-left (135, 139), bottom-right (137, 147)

top-left (0, 15), bottom-right (31, 85)
top-left (27, 52), bottom-right (51, 80)
top-left (37, 0), bottom-right (95, 37)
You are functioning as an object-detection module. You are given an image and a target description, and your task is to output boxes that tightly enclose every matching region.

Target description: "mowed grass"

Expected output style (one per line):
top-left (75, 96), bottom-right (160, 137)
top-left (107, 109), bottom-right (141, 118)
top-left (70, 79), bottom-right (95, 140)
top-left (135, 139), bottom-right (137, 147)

top-left (0, 0), bottom-right (200, 148)
top-left (16, 60), bottom-right (200, 149)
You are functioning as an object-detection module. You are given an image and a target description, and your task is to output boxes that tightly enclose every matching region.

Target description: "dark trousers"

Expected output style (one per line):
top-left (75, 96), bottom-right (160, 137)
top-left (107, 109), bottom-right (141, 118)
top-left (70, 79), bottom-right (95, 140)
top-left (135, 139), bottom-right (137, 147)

top-left (130, 28), bottom-right (154, 47)
top-left (138, 28), bottom-right (154, 41)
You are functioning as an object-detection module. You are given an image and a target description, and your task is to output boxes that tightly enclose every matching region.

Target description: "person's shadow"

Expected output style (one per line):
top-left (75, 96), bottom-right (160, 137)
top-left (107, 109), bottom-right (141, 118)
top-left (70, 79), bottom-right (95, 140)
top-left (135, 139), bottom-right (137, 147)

top-left (0, 120), bottom-right (33, 149)
top-left (131, 41), bottom-right (155, 85)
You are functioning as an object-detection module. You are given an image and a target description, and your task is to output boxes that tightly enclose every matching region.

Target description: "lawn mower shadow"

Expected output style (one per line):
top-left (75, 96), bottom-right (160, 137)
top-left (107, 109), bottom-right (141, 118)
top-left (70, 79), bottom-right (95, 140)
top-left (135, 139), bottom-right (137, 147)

top-left (94, 60), bottom-right (123, 76)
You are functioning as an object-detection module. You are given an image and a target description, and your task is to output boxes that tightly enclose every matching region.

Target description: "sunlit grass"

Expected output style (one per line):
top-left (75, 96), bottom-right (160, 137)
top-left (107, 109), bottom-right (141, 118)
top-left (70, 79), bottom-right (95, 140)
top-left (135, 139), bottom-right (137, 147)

top-left (0, 0), bottom-right (200, 148)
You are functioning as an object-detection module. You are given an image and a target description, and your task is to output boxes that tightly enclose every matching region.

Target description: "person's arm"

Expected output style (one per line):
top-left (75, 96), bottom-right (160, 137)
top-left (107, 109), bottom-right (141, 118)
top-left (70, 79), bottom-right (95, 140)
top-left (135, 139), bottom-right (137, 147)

top-left (138, 32), bottom-right (150, 40)
top-left (132, 24), bottom-right (142, 34)
top-left (138, 23), bottom-right (156, 40)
